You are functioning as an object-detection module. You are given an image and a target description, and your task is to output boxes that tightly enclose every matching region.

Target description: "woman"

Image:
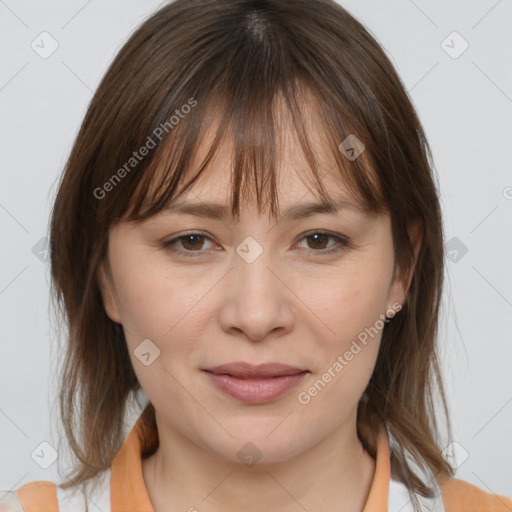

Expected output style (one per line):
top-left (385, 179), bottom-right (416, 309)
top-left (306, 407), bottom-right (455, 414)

top-left (4, 0), bottom-right (511, 511)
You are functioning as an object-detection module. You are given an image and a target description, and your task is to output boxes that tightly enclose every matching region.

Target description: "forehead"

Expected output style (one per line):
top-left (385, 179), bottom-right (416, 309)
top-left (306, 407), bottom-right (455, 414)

top-left (165, 98), bottom-right (358, 213)
top-left (133, 85), bottom-right (384, 224)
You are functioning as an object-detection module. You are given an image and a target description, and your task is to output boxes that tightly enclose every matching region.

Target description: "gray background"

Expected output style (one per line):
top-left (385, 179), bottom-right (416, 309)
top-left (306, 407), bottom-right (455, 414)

top-left (1, 0), bottom-right (511, 499)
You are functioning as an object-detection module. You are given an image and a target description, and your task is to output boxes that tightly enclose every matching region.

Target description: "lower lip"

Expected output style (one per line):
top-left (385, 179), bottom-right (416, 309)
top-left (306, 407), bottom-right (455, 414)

top-left (203, 371), bottom-right (308, 404)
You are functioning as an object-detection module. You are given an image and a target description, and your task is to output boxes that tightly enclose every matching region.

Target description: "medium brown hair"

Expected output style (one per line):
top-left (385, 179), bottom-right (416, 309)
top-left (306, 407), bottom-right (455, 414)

top-left (50, 0), bottom-right (454, 508)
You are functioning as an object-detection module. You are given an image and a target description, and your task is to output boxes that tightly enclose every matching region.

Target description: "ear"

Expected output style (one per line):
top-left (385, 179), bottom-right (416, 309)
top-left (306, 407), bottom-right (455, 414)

top-left (387, 219), bottom-right (423, 308)
top-left (96, 260), bottom-right (122, 324)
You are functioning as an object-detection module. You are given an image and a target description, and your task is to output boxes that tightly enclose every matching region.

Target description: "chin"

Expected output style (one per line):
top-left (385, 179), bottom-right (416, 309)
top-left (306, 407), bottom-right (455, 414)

top-left (198, 424), bottom-right (308, 467)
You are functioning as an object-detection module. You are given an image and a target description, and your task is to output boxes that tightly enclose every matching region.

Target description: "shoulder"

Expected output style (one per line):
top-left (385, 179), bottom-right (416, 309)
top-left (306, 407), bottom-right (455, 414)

top-left (440, 477), bottom-right (512, 512)
top-left (3, 469), bottom-right (111, 512)
top-left (0, 492), bottom-right (25, 512)
top-left (1, 481), bottom-right (58, 511)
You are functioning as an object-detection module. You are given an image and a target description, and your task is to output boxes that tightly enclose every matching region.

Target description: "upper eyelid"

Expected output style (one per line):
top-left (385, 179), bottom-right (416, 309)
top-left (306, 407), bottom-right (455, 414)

top-left (165, 230), bottom-right (347, 249)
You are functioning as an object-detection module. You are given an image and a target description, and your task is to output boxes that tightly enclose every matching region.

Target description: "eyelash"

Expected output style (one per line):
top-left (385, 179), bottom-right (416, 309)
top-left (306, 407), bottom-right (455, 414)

top-left (162, 231), bottom-right (350, 258)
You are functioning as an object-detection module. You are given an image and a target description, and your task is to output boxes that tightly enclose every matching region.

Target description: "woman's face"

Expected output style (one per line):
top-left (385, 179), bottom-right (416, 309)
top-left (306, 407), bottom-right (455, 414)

top-left (98, 116), bottom-right (419, 465)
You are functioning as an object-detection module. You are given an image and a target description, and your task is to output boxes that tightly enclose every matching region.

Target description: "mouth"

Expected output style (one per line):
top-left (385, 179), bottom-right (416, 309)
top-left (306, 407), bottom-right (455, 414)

top-left (203, 361), bottom-right (309, 378)
top-left (202, 362), bottom-right (310, 404)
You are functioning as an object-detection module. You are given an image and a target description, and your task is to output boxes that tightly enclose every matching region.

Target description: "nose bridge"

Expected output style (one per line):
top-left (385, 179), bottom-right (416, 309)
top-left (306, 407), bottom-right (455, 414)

top-left (219, 235), bottom-right (293, 341)
top-left (234, 234), bottom-right (279, 309)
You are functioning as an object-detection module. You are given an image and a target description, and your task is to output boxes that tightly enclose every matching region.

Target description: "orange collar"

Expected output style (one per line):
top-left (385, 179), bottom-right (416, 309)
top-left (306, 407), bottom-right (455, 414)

top-left (110, 415), bottom-right (390, 512)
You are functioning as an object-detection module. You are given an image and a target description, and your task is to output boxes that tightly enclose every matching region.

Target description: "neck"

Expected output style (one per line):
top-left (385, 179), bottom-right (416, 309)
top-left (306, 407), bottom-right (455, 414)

top-left (142, 413), bottom-right (376, 512)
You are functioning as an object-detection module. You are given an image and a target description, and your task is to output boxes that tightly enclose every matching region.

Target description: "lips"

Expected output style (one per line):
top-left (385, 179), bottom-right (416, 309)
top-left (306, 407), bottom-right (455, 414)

top-left (202, 362), bottom-right (310, 404)
top-left (203, 362), bottom-right (308, 379)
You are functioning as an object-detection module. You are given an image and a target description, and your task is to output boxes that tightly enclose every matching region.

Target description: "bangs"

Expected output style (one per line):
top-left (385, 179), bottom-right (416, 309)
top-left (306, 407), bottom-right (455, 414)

top-left (121, 79), bottom-right (387, 224)
top-left (93, 1), bottom-right (390, 226)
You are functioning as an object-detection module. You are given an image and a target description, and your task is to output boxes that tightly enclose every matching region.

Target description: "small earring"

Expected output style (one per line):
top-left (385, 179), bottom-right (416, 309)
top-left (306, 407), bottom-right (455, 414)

top-left (384, 303), bottom-right (402, 322)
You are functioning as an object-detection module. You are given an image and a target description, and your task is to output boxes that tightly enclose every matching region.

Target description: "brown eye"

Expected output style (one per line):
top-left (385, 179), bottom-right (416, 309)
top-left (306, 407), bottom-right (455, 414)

top-left (163, 230), bottom-right (350, 259)
top-left (180, 234), bottom-right (206, 251)
top-left (305, 233), bottom-right (330, 250)
top-left (296, 231), bottom-right (350, 255)
top-left (163, 232), bottom-right (215, 258)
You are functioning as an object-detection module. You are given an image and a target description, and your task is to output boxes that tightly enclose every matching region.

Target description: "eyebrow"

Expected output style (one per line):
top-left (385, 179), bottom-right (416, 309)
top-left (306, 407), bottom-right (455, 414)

top-left (162, 197), bottom-right (364, 221)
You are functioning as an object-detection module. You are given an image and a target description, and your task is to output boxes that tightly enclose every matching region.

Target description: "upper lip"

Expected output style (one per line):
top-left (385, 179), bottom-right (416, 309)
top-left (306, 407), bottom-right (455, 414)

top-left (203, 362), bottom-right (309, 379)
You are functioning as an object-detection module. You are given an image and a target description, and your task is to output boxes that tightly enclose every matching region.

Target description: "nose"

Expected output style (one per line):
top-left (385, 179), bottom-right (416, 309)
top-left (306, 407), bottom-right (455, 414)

top-left (218, 243), bottom-right (295, 342)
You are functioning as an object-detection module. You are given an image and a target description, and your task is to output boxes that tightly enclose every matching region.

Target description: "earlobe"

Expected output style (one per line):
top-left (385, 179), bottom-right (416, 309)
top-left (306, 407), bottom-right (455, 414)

top-left (96, 261), bottom-right (122, 324)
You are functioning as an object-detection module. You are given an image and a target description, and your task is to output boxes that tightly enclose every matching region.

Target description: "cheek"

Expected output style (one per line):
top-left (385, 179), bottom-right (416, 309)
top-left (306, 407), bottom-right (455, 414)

top-left (110, 254), bottom-right (210, 403)
top-left (299, 259), bottom-right (392, 345)
top-left (295, 272), bottom-right (387, 420)
top-left (109, 251), bottom-right (206, 347)
top-left (292, 256), bottom-right (391, 409)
